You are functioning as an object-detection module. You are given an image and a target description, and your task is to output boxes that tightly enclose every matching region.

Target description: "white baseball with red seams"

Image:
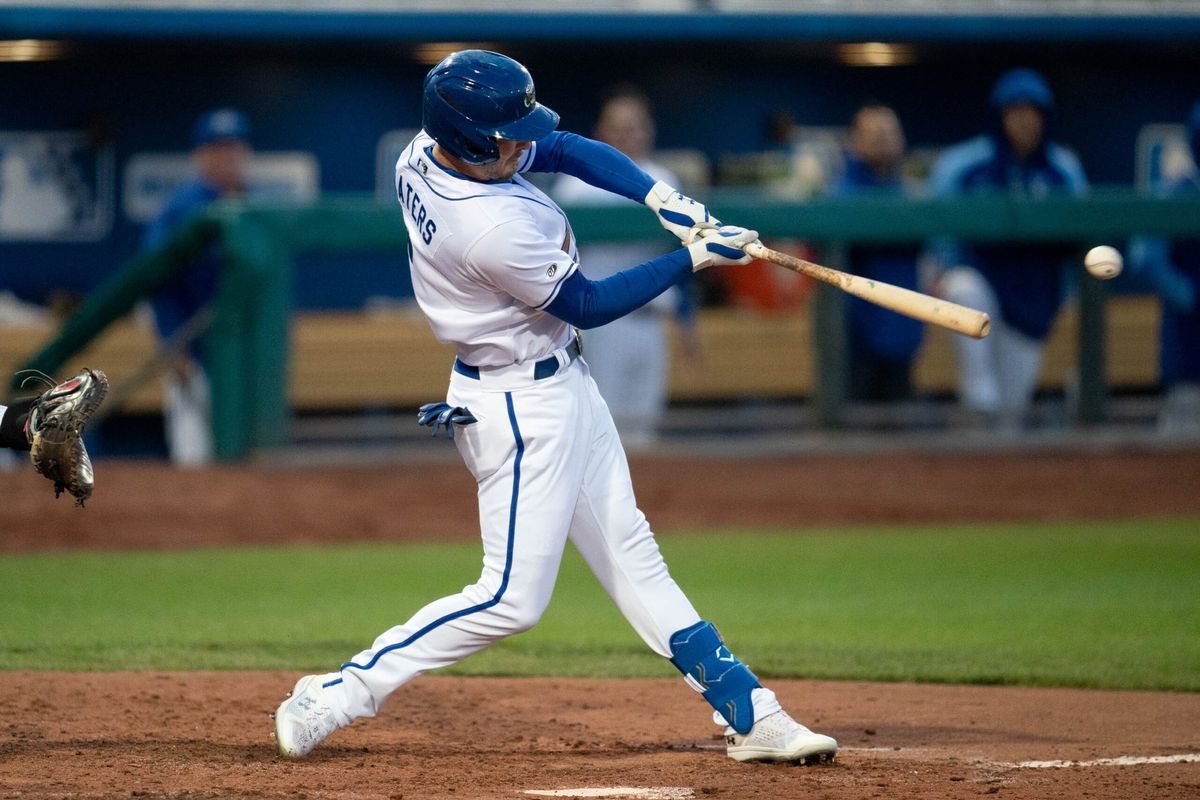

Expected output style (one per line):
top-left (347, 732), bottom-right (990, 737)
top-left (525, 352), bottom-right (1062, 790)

top-left (1084, 245), bottom-right (1123, 280)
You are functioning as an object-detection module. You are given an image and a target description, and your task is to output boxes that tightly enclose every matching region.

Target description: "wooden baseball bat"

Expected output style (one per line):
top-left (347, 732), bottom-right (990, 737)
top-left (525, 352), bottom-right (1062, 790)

top-left (742, 239), bottom-right (991, 339)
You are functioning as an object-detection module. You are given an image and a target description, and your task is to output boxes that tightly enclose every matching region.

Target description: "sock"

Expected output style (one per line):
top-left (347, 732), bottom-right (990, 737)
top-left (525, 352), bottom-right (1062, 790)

top-left (712, 687), bottom-right (784, 730)
top-left (0, 397), bottom-right (35, 451)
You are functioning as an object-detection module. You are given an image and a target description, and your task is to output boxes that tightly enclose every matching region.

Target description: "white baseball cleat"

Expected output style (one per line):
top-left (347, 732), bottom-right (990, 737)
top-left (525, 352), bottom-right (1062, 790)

top-left (272, 674), bottom-right (344, 758)
top-left (725, 710), bottom-right (838, 764)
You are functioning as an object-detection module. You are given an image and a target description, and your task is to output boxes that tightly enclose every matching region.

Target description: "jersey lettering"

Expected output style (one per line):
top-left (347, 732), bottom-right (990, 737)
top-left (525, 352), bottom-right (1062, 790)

top-left (398, 173), bottom-right (438, 246)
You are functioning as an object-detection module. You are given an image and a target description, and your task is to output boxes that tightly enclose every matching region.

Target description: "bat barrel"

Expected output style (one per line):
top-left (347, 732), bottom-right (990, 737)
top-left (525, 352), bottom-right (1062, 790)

top-left (743, 239), bottom-right (991, 339)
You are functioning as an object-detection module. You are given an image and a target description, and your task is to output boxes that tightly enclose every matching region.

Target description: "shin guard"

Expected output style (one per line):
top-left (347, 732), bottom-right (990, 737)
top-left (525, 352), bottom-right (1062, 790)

top-left (668, 620), bottom-right (760, 734)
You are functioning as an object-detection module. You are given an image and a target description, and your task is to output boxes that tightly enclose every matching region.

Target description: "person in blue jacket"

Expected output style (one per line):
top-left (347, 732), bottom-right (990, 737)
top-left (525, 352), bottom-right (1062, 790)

top-left (835, 103), bottom-right (924, 403)
top-left (929, 69), bottom-right (1088, 429)
top-left (1128, 102), bottom-right (1200, 435)
top-left (143, 108), bottom-right (251, 464)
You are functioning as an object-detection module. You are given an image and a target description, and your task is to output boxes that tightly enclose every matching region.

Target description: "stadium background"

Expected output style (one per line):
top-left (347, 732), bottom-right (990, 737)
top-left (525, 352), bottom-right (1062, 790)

top-left (2, 6), bottom-right (1200, 304)
top-left (1, 4), bottom-right (1199, 799)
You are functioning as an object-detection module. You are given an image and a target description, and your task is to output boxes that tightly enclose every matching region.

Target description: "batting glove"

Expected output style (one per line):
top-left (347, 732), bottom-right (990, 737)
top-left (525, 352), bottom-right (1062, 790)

top-left (686, 226), bottom-right (759, 271)
top-left (644, 180), bottom-right (720, 243)
top-left (417, 402), bottom-right (478, 439)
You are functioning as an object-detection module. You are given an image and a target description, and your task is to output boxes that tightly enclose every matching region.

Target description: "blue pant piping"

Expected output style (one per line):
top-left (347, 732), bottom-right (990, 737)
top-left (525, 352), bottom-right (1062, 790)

top-left (323, 391), bottom-right (524, 689)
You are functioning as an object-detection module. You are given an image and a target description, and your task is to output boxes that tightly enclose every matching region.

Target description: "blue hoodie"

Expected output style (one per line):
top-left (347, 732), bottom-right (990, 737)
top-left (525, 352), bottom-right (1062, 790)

top-left (142, 178), bottom-right (223, 356)
top-left (836, 155), bottom-right (924, 363)
top-left (929, 69), bottom-right (1088, 340)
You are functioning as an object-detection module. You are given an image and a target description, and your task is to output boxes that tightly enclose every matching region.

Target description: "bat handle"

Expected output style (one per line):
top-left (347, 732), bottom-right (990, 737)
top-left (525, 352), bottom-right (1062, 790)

top-left (694, 227), bottom-right (769, 258)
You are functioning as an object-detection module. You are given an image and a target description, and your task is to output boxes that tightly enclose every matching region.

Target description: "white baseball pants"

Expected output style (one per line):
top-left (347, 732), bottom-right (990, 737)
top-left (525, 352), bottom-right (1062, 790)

top-left (580, 312), bottom-right (669, 451)
top-left (332, 354), bottom-right (704, 721)
top-left (162, 358), bottom-right (213, 467)
top-left (941, 266), bottom-right (1046, 418)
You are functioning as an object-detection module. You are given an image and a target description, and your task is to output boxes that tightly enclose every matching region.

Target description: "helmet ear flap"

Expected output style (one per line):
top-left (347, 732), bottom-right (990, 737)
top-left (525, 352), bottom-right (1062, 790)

top-left (463, 141), bottom-right (500, 165)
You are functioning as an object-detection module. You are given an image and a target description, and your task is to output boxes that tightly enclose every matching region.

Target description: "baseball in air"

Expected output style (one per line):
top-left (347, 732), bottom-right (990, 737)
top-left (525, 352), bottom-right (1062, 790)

top-left (1084, 245), bottom-right (1123, 280)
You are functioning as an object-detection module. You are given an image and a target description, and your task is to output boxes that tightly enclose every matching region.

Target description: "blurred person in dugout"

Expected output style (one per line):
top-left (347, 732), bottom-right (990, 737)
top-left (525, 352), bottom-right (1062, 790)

top-left (929, 69), bottom-right (1088, 430)
top-left (834, 103), bottom-right (924, 403)
top-left (142, 108), bottom-right (251, 465)
top-left (552, 86), bottom-right (698, 450)
top-left (1128, 101), bottom-right (1200, 435)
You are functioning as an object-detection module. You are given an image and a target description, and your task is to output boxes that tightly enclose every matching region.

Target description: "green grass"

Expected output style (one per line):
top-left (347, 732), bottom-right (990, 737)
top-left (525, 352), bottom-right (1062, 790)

top-left (1, 519), bottom-right (1198, 690)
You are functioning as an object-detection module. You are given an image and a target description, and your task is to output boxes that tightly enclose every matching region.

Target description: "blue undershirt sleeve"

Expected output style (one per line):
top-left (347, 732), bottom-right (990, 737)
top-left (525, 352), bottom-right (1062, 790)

top-left (675, 273), bottom-right (696, 324)
top-left (529, 131), bottom-right (657, 202)
top-left (545, 250), bottom-right (693, 329)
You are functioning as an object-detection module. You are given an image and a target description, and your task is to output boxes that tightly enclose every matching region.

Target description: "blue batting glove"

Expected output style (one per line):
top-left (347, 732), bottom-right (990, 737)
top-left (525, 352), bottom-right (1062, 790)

top-left (417, 402), bottom-right (478, 439)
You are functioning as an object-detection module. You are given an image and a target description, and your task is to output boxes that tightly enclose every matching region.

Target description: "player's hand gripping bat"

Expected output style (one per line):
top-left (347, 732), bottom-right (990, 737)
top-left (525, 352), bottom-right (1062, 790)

top-left (703, 230), bottom-right (991, 339)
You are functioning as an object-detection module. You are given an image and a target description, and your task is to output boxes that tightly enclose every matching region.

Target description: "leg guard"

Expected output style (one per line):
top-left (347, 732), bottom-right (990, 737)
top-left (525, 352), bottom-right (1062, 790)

top-left (669, 620), bottom-right (761, 734)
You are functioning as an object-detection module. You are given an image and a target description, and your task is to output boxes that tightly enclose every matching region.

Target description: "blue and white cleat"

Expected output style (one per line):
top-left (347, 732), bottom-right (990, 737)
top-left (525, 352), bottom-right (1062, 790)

top-left (725, 711), bottom-right (838, 764)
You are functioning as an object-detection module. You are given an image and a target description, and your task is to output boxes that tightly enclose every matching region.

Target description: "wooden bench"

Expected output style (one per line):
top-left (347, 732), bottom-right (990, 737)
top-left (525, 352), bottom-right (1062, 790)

top-left (912, 294), bottom-right (1161, 395)
top-left (0, 295), bottom-right (1162, 413)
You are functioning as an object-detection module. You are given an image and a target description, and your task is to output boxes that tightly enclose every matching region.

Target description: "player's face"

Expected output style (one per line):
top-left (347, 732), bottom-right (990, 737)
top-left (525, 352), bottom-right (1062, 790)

top-left (1002, 103), bottom-right (1044, 160)
top-left (850, 107), bottom-right (905, 175)
top-left (194, 139), bottom-right (251, 196)
top-left (477, 139), bottom-right (530, 181)
top-left (596, 98), bottom-right (654, 161)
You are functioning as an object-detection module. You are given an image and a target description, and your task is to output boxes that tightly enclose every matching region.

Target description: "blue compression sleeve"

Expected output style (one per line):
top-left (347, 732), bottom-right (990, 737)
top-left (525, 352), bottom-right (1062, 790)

top-left (545, 250), bottom-right (692, 329)
top-left (529, 131), bottom-right (656, 202)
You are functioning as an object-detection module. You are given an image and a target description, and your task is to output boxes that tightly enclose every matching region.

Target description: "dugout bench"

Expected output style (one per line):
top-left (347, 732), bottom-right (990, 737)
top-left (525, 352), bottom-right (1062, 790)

top-left (0, 294), bottom-right (1162, 414)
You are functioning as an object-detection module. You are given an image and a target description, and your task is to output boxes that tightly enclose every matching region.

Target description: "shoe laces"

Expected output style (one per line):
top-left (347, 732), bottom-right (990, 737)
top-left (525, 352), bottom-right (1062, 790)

top-left (744, 711), bottom-right (804, 746)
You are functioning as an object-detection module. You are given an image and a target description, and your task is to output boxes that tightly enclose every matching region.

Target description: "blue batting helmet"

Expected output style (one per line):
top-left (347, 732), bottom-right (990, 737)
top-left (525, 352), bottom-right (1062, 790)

top-left (422, 50), bottom-right (560, 166)
top-left (990, 68), bottom-right (1055, 112)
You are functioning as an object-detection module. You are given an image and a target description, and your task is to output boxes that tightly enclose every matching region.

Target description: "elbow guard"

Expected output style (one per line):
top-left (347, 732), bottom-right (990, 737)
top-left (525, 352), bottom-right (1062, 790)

top-left (669, 620), bottom-right (761, 734)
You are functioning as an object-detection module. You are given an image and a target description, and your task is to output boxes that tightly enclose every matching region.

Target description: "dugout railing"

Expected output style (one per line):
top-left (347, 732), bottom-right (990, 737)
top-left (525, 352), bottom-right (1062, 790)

top-left (13, 191), bottom-right (1200, 460)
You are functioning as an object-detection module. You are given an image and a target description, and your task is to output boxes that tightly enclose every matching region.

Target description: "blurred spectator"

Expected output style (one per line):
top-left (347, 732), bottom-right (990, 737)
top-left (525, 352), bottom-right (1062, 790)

top-left (143, 108), bottom-right (251, 465)
top-left (552, 86), bottom-right (697, 450)
top-left (929, 69), bottom-right (1088, 430)
top-left (835, 104), bottom-right (924, 402)
top-left (1127, 101), bottom-right (1200, 436)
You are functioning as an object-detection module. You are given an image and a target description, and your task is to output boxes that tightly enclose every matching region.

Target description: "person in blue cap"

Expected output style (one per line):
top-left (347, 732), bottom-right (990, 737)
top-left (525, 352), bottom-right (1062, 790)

top-left (142, 108), bottom-right (251, 465)
top-left (835, 103), bottom-right (924, 404)
top-left (1128, 102), bottom-right (1200, 435)
top-left (929, 69), bottom-right (1088, 430)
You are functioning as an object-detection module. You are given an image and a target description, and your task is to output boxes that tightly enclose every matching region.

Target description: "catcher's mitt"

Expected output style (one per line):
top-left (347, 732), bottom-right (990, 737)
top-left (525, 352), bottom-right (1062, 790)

top-left (23, 368), bottom-right (109, 506)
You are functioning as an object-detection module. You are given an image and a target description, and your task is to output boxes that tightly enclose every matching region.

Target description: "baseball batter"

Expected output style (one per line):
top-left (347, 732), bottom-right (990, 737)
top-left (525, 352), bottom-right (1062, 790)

top-left (274, 50), bottom-right (838, 766)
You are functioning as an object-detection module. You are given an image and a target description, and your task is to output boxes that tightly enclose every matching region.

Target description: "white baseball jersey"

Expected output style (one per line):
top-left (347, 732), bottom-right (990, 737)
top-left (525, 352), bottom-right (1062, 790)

top-left (396, 131), bottom-right (579, 367)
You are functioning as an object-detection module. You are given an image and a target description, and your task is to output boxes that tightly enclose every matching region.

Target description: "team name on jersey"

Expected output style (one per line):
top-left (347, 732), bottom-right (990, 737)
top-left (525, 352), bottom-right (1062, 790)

top-left (398, 167), bottom-right (438, 245)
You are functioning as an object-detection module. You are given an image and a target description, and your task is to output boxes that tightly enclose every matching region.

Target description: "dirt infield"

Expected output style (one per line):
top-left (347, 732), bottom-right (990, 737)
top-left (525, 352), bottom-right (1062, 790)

top-left (2, 448), bottom-right (1198, 798)
top-left (0, 673), bottom-right (1196, 799)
